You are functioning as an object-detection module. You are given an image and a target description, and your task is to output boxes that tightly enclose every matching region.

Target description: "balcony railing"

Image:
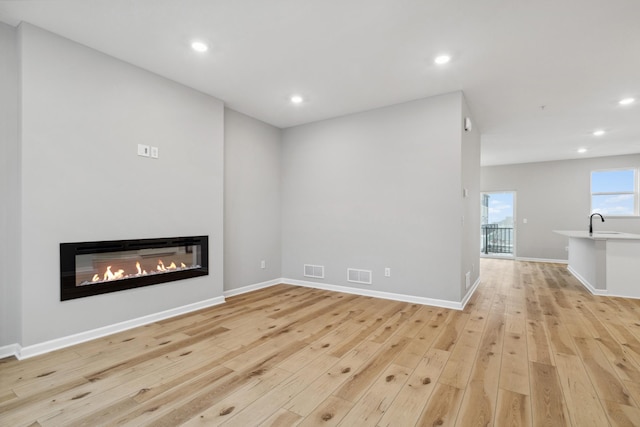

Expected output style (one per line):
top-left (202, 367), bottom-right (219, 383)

top-left (481, 224), bottom-right (513, 254)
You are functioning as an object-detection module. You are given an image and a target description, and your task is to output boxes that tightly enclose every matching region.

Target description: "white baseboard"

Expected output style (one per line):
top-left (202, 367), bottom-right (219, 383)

top-left (281, 278), bottom-right (466, 310)
top-left (567, 266), bottom-right (608, 296)
top-left (515, 257), bottom-right (568, 264)
top-left (0, 343), bottom-right (21, 360)
top-left (223, 278), bottom-right (282, 298)
top-left (227, 276), bottom-right (478, 310)
top-left (606, 292), bottom-right (640, 300)
top-left (16, 296), bottom-right (226, 360)
top-left (461, 276), bottom-right (482, 308)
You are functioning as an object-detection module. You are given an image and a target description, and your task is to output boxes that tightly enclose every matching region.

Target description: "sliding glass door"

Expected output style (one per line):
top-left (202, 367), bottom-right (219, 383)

top-left (481, 191), bottom-right (515, 257)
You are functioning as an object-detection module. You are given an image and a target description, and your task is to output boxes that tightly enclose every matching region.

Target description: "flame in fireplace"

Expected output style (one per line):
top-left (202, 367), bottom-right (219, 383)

top-left (103, 266), bottom-right (125, 281)
top-left (80, 258), bottom-right (200, 286)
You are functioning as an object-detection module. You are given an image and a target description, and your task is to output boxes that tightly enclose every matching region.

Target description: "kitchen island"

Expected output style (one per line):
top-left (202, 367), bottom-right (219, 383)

top-left (554, 230), bottom-right (640, 299)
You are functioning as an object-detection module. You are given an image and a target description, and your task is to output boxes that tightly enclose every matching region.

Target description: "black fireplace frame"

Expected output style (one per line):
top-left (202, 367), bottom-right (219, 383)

top-left (60, 235), bottom-right (208, 301)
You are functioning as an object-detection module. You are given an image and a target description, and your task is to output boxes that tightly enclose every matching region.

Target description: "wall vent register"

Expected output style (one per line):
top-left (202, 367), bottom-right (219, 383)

top-left (347, 268), bottom-right (372, 285)
top-left (304, 264), bottom-right (325, 279)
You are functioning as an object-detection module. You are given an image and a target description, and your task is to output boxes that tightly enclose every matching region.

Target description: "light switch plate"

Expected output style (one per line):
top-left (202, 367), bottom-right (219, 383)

top-left (151, 146), bottom-right (159, 158)
top-left (137, 144), bottom-right (150, 157)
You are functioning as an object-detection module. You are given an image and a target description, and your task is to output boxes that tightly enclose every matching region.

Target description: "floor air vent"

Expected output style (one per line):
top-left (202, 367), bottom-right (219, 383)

top-left (347, 268), bottom-right (372, 285)
top-left (304, 264), bottom-right (325, 279)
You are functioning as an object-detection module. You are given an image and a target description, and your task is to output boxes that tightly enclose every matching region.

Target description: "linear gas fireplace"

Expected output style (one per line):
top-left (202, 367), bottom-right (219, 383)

top-left (60, 236), bottom-right (208, 301)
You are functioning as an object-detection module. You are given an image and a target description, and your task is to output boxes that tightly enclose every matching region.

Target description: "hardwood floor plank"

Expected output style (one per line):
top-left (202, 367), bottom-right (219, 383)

top-left (602, 400), bottom-right (640, 427)
top-left (40, 346), bottom-right (227, 424)
top-left (276, 320), bottom-right (362, 374)
top-left (333, 336), bottom-right (410, 402)
top-left (144, 340), bottom-right (311, 426)
top-left (0, 389), bottom-right (17, 404)
top-left (495, 388), bottom-right (531, 427)
top-left (298, 395), bottom-right (352, 427)
top-left (0, 376), bottom-right (89, 419)
top-left (415, 382), bottom-right (464, 427)
top-left (336, 363), bottom-right (410, 426)
top-left (0, 349), bottom-right (82, 386)
top-left (395, 305), bottom-right (437, 339)
top-left (179, 367), bottom-right (293, 426)
top-left (92, 365), bottom-right (234, 426)
top-left (500, 316), bottom-right (530, 396)
top-left (544, 315), bottom-right (577, 357)
top-left (410, 308), bottom-right (453, 351)
top-left (554, 353), bottom-right (610, 427)
top-left (437, 324), bottom-right (482, 390)
top-left (259, 408), bottom-right (302, 426)
top-left (455, 312), bottom-right (505, 426)
top-left (604, 322), bottom-right (640, 368)
top-left (327, 300), bottom-right (407, 358)
top-left (623, 379), bottom-right (640, 411)
top-left (370, 304), bottom-right (422, 343)
top-left (432, 311), bottom-right (470, 352)
top-left (392, 335), bottom-right (432, 369)
top-left (218, 353), bottom-right (340, 427)
top-left (284, 340), bottom-right (381, 417)
top-left (529, 361), bottom-right (570, 426)
top-left (65, 397), bottom-right (140, 427)
top-left (377, 348), bottom-right (449, 427)
top-left (526, 320), bottom-right (555, 366)
top-left (573, 337), bottom-right (635, 407)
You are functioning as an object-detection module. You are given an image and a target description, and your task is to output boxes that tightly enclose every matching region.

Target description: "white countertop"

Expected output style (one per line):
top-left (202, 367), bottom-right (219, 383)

top-left (554, 230), bottom-right (640, 240)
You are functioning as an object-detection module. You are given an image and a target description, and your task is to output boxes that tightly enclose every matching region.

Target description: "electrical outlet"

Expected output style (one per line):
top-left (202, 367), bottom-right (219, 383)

top-left (384, 268), bottom-right (391, 277)
top-left (260, 260), bottom-right (266, 269)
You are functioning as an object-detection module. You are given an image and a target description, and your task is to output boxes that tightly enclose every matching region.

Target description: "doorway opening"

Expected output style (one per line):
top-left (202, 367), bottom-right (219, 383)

top-left (481, 191), bottom-right (515, 258)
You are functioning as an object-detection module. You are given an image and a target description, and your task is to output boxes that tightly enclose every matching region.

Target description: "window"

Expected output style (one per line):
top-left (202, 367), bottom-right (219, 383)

top-left (591, 168), bottom-right (639, 216)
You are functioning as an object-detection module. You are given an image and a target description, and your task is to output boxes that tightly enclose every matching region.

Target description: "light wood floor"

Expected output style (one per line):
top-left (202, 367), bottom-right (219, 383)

top-left (2, 259), bottom-right (640, 426)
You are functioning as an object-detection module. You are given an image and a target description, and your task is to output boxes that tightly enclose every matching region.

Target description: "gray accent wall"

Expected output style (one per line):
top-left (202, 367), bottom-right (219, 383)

top-left (281, 93), bottom-right (479, 302)
top-left (1, 22), bottom-right (21, 347)
top-left (224, 108), bottom-right (282, 290)
top-left (482, 154), bottom-right (640, 261)
top-left (16, 23), bottom-right (224, 346)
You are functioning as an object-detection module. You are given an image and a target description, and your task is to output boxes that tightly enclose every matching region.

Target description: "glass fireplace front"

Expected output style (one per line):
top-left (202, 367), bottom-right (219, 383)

top-left (60, 236), bottom-right (208, 301)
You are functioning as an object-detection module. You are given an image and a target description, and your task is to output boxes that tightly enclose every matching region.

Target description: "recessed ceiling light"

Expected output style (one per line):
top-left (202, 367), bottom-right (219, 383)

top-left (578, 148), bottom-right (587, 153)
top-left (290, 95), bottom-right (303, 104)
top-left (434, 55), bottom-right (451, 65)
top-left (619, 97), bottom-right (635, 105)
top-left (191, 41), bottom-right (208, 52)
top-left (593, 129), bottom-right (605, 136)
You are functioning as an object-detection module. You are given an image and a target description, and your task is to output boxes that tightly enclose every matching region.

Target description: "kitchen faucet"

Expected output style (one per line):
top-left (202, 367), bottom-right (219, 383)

top-left (589, 213), bottom-right (605, 235)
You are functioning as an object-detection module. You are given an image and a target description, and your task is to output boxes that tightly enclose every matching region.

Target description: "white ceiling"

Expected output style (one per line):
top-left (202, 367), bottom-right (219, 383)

top-left (1, 0), bottom-right (639, 165)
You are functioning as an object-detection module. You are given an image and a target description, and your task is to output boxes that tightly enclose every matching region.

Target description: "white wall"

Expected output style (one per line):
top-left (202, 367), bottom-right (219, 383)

top-left (460, 98), bottom-right (481, 297)
top-left (18, 23), bottom-right (224, 346)
top-left (224, 108), bottom-right (282, 290)
top-left (281, 93), bottom-right (478, 303)
top-left (482, 154), bottom-right (640, 261)
top-left (0, 22), bottom-right (21, 348)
